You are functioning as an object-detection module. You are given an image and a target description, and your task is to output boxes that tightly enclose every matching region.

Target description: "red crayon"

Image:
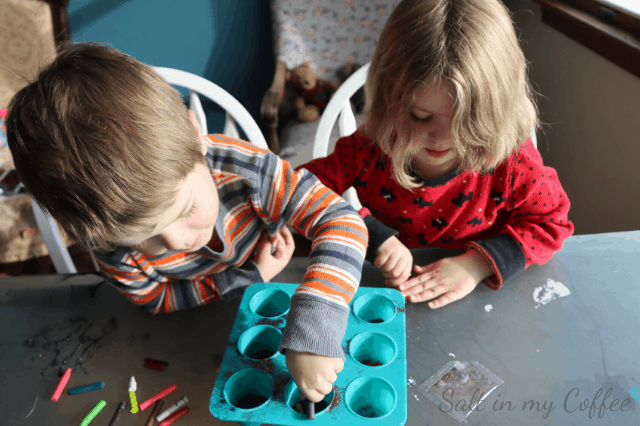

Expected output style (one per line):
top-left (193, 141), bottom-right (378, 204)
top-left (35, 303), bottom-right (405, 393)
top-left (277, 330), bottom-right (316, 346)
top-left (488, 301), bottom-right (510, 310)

top-left (144, 358), bottom-right (169, 367)
top-left (51, 368), bottom-right (72, 402)
top-left (139, 384), bottom-right (178, 411)
top-left (143, 360), bottom-right (167, 371)
top-left (159, 406), bottom-right (189, 426)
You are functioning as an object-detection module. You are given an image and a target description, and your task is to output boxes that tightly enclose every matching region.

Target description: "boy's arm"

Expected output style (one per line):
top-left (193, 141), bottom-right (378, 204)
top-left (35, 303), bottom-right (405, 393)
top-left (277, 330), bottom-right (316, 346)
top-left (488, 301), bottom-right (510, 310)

top-left (465, 140), bottom-right (574, 290)
top-left (254, 153), bottom-right (368, 361)
top-left (297, 131), bottom-right (396, 262)
top-left (94, 249), bottom-right (263, 312)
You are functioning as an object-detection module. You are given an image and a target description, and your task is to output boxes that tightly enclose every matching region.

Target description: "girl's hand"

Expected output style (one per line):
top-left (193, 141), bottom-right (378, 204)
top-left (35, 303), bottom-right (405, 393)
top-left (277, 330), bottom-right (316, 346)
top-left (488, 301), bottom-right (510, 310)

top-left (254, 227), bottom-right (295, 282)
top-left (286, 350), bottom-right (343, 403)
top-left (374, 236), bottom-right (413, 288)
top-left (399, 250), bottom-right (493, 308)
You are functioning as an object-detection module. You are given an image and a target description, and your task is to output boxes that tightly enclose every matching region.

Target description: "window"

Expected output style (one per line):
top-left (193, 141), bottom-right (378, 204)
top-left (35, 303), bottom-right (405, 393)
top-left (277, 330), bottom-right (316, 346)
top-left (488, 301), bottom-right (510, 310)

top-left (598, 0), bottom-right (639, 18)
top-left (565, 0), bottom-right (640, 35)
top-left (533, 0), bottom-right (640, 79)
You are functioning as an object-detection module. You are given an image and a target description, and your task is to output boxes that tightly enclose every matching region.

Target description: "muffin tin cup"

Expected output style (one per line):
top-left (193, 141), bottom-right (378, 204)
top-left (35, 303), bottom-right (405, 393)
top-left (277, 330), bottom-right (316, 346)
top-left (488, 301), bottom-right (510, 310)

top-left (210, 283), bottom-right (407, 425)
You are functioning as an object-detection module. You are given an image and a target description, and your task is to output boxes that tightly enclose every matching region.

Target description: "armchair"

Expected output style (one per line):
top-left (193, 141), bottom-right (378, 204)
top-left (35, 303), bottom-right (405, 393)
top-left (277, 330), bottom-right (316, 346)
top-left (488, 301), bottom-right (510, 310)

top-left (260, 0), bottom-right (402, 161)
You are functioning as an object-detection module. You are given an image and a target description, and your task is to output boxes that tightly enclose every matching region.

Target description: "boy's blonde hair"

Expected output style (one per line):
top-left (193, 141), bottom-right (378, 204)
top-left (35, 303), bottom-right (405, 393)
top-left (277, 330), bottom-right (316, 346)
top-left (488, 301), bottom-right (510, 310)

top-left (6, 43), bottom-right (204, 251)
top-left (364, 0), bottom-right (539, 189)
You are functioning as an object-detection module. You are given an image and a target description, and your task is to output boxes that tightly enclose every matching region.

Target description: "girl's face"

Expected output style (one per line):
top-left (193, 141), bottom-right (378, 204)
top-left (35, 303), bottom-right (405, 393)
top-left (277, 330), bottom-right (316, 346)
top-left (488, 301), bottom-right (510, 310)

top-left (408, 80), bottom-right (460, 179)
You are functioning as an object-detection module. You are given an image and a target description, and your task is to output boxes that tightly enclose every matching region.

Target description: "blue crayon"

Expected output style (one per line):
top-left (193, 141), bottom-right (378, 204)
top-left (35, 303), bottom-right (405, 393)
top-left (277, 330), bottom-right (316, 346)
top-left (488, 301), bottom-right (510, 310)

top-left (68, 381), bottom-right (105, 395)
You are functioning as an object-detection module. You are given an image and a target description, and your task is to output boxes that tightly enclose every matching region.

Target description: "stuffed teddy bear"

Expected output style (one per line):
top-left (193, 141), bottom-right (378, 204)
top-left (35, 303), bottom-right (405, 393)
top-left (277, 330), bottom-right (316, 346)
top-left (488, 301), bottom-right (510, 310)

top-left (286, 61), bottom-right (339, 122)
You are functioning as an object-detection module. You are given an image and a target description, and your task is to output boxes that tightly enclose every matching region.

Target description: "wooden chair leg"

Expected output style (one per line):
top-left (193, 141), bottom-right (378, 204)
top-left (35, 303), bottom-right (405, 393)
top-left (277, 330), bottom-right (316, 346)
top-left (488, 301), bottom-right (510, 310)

top-left (265, 120), bottom-right (280, 154)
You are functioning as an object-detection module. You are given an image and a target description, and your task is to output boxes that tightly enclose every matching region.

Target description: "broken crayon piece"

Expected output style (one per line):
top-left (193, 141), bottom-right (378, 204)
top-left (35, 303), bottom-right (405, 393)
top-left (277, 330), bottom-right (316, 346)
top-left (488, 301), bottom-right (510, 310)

top-left (129, 376), bottom-right (139, 414)
top-left (51, 368), bottom-right (72, 402)
top-left (156, 396), bottom-right (189, 422)
top-left (68, 381), bottom-right (105, 395)
top-left (139, 384), bottom-right (177, 411)
top-left (159, 406), bottom-right (189, 426)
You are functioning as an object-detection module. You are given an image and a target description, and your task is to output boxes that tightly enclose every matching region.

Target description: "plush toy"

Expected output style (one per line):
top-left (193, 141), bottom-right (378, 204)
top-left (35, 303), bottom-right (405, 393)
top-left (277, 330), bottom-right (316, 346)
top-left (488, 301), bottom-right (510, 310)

top-left (286, 61), bottom-right (339, 122)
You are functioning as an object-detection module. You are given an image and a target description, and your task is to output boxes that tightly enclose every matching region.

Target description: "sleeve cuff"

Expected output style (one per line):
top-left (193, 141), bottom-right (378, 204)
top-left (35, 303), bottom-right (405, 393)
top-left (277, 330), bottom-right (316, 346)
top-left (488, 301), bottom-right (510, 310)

top-left (362, 214), bottom-right (399, 263)
top-left (466, 234), bottom-right (526, 290)
top-left (278, 294), bottom-right (350, 361)
top-left (215, 261), bottom-right (264, 300)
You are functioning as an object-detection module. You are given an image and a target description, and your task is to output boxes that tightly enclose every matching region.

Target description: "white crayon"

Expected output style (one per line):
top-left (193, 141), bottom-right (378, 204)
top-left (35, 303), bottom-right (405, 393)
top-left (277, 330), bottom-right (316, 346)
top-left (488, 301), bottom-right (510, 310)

top-left (156, 396), bottom-right (189, 422)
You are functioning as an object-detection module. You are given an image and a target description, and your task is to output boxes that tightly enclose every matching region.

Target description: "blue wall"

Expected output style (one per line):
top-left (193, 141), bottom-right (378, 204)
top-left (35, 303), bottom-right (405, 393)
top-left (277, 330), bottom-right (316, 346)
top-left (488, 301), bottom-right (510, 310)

top-left (67, 0), bottom-right (275, 135)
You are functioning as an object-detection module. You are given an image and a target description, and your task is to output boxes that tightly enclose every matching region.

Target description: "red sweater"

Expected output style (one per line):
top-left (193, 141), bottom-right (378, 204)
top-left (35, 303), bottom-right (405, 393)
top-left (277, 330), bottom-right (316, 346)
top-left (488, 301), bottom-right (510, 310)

top-left (296, 130), bottom-right (574, 289)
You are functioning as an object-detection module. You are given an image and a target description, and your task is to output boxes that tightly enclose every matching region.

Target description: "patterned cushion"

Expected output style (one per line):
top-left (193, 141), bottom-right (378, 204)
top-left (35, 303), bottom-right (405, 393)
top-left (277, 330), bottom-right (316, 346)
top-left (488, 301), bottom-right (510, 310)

top-left (0, 0), bottom-right (57, 110)
top-left (270, 0), bottom-right (402, 82)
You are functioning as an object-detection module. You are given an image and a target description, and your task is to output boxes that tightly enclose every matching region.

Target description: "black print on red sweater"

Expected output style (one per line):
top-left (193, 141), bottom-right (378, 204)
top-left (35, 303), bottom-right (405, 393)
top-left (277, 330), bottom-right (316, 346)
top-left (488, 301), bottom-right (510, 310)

top-left (397, 217), bottom-right (413, 224)
top-left (441, 237), bottom-right (455, 244)
top-left (490, 188), bottom-right (506, 205)
top-left (432, 217), bottom-right (449, 231)
top-left (413, 198), bottom-right (433, 208)
top-left (354, 177), bottom-right (367, 189)
top-left (452, 192), bottom-right (473, 207)
top-left (375, 158), bottom-right (386, 171)
top-left (468, 217), bottom-right (483, 227)
top-left (381, 187), bottom-right (396, 203)
top-left (417, 233), bottom-right (429, 245)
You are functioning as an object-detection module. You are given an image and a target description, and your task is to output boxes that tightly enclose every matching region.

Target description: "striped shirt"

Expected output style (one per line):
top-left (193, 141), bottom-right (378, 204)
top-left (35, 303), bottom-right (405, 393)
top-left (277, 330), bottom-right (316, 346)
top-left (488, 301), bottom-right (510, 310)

top-left (95, 134), bottom-right (368, 360)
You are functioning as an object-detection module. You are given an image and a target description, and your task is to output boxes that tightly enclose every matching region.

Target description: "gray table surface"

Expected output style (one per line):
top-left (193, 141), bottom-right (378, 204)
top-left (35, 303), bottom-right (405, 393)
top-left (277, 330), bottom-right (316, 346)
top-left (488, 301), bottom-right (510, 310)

top-left (1, 231), bottom-right (639, 426)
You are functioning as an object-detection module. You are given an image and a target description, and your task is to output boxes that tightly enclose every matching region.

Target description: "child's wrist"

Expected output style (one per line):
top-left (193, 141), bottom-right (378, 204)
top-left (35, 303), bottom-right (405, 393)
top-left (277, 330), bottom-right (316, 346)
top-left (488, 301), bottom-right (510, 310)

top-left (458, 249), bottom-right (494, 283)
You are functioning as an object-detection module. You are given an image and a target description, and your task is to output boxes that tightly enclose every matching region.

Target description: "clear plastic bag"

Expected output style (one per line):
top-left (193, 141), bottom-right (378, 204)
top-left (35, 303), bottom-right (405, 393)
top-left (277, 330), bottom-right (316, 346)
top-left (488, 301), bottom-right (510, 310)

top-left (417, 360), bottom-right (503, 422)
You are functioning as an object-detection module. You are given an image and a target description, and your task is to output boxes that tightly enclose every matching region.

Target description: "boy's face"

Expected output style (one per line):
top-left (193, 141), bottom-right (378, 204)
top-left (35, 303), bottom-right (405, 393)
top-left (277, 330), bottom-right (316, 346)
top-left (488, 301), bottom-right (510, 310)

top-left (111, 115), bottom-right (218, 256)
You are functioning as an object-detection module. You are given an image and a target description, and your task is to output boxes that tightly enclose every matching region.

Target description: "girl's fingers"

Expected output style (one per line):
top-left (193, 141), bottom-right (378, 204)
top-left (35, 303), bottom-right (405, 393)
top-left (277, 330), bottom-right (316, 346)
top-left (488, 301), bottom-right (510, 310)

top-left (399, 272), bottom-right (431, 291)
top-left (427, 292), bottom-right (458, 309)
top-left (406, 283), bottom-right (447, 303)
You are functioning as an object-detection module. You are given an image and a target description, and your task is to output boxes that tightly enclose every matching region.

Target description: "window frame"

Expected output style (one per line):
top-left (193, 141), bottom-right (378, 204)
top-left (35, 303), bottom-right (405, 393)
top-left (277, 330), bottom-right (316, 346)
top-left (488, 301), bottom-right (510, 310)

top-left (532, 0), bottom-right (640, 79)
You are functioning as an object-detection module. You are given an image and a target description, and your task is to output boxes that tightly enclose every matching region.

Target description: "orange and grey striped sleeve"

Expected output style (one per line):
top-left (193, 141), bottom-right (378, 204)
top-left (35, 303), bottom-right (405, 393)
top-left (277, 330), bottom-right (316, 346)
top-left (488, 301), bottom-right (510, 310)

top-left (94, 248), bottom-right (226, 313)
top-left (245, 147), bottom-right (369, 361)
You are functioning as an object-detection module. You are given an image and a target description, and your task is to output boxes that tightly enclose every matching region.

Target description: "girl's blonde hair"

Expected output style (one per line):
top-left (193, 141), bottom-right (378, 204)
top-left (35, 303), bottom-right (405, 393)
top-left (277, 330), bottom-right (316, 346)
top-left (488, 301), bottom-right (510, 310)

top-left (6, 43), bottom-right (204, 251)
top-left (364, 0), bottom-right (539, 189)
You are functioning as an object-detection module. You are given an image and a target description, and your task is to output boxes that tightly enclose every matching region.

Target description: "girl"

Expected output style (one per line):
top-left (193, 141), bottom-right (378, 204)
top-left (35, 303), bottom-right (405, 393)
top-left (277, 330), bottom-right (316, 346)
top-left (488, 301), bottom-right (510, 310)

top-left (297, 0), bottom-right (574, 309)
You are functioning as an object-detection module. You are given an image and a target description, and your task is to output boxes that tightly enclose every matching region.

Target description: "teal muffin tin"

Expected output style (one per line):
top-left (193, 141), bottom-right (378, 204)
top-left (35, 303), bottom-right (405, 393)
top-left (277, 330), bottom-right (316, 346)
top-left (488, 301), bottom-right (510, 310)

top-left (209, 282), bottom-right (407, 426)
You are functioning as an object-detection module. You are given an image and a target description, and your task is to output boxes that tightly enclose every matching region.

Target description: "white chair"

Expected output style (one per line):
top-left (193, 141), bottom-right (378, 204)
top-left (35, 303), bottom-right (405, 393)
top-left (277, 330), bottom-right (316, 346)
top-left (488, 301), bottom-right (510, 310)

top-left (32, 67), bottom-right (268, 274)
top-left (311, 61), bottom-right (538, 209)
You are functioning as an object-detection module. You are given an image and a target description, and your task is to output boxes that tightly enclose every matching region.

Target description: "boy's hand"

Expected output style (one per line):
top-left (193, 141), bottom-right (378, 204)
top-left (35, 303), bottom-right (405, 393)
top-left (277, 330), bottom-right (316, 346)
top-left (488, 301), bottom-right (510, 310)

top-left (399, 250), bottom-right (493, 309)
top-left (374, 236), bottom-right (413, 287)
top-left (286, 350), bottom-right (343, 403)
top-left (254, 226), bottom-right (295, 282)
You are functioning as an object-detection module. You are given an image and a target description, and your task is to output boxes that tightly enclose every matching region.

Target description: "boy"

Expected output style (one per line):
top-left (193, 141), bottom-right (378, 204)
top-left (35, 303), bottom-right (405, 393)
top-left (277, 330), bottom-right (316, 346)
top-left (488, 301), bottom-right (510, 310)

top-left (5, 43), bottom-right (368, 403)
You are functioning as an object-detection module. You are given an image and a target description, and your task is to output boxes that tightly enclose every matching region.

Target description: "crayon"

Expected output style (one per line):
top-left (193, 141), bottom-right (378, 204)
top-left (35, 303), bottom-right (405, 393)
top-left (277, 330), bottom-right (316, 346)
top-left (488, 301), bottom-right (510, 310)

top-left (129, 376), bottom-right (139, 414)
top-left (156, 396), bottom-right (189, 422)
top-left (139, 384), bottom-right (177, 411)
top-left (144, 358), bottom-right (169, 367)
top-left (68, 381), bottom-right (105, 395)
top-left (145, 400), bottom-right (164, 426)
top-left (143, 360), bottom-right (167, 371)
top-left (159, 406), bottom-right (189, 426)
top-left (108, 401), bottom-right (125, 426)
top-left (79, 400), bottom-right (107, 426)
top-left (51, 368), bottom-right (72, 402)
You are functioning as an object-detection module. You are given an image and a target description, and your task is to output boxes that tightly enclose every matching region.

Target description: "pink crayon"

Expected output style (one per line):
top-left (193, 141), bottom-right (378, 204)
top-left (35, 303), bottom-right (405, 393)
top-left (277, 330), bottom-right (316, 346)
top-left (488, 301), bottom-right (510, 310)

top-left (139, 384), bottom-right (177, 411)
top-left (51, 368), bottom-right (72, 402)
